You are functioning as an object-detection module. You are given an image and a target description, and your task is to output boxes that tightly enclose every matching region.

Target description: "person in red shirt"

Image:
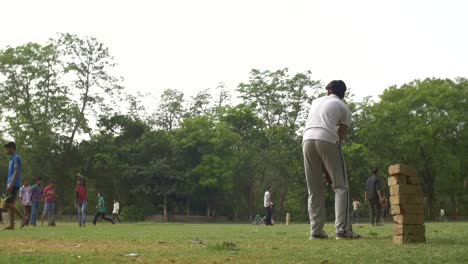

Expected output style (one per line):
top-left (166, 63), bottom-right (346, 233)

top-left (75, 175), bottom-right (88, 227)
top-left (41, 182), bottom-right (57, 226)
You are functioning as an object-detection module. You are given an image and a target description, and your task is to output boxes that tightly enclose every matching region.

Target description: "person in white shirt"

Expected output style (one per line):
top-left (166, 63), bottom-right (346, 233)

top-left (351, 198), bottom-right (362, 224)
top-left (440, 208), bottom-right (446, 222)
top-left (264, 186), bottom-right (273, 225)
top-left (19, 178), bottom-right (33, 226)
top-left (112, 200), bottom-right (121, 223)
top-left (303, 80), bottom-right (360, 240)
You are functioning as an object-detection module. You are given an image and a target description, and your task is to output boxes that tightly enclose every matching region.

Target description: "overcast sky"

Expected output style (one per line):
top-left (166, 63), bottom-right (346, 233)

top-left (1, 0), bottom-right (467, 101)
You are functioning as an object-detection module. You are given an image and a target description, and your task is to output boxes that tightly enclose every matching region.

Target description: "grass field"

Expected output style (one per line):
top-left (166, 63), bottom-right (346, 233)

top-left (0, 221), bottom-right (466, 263)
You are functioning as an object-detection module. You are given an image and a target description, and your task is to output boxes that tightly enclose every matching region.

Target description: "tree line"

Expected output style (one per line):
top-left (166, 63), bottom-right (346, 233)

top-left (0, 34), bottom-right (466, 221)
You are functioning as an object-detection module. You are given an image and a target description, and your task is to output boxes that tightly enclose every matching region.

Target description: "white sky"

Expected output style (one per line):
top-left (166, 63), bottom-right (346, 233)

top-left (1, 0), bottom-right (467, 101)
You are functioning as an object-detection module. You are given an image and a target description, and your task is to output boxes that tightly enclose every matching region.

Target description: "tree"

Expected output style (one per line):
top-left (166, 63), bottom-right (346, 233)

top-left (356, 78), bottom-right (468, 216)
top-left (154, 88), bottom-right (185, 131)
top-left (0, 42), bottom-right (74, 184)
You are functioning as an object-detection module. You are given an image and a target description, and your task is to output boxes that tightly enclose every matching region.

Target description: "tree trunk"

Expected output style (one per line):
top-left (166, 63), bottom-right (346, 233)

top-left (248, 184), bottom-right (257, 222)
top-left (163, 195), bottom-right (168, 222)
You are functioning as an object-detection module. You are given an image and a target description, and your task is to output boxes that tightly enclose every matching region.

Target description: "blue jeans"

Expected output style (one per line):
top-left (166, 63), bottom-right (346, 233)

top-left (30, 201), bottom-right (40, 225)
top-left (43, 202), bottom-right (55, 226)
top-left (77, 201), bottom-right (88, 227)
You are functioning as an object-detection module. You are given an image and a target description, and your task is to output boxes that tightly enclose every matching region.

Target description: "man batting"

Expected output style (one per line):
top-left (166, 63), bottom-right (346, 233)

top-left (302, 80), bottom-right (361, 240)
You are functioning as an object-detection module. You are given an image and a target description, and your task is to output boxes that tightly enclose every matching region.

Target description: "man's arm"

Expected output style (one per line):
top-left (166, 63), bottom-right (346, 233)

top-left (337, 124), bottom-right (348, 144)
top-left (364, 192), bottom-right (368, 205)
top-left (7, 169), bottom-right (19, 193)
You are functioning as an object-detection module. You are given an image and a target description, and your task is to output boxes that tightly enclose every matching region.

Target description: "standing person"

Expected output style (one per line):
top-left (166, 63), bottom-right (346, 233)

top-left (3, 142), bottom-right (28, 230)
top-left (351, 198), bottom-right (362, 224)
top-left (19, 178), bottom-right (33, 226)
top-left (302, 80), bottom-right (361, 240)
top-left (112, 199), bottom-right (121, 223)
top-left (381, 195), bottom-right (389, 222)
top-left (30, 177), bottom-right (43, 226)
top-left (42, 182), bottom-right (57, 226)
top-left (93, 193), bottom-right (114, 225)
top-left (75, 175), bottom-right (88, 227)
top-left (264, 186), bottom-right (273, 226)
top-left (440, 208), bottom-right (447, 222)
top-left (365, 168), bottom-right (383, 226)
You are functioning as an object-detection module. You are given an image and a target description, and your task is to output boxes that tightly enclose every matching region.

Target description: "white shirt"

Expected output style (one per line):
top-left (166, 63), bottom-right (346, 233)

top-left (113, 202), bottom-right (120, 214)
top-left (303, 94), bottom-right (352, 144)
top-left (19, 185), bottom-right (33, 206)
top-left (264, 191), bottom-right (272, 208)
top-left (352, 201), bottom-right (361, 210)
top-left (440, 209), bottom-right (445, 216)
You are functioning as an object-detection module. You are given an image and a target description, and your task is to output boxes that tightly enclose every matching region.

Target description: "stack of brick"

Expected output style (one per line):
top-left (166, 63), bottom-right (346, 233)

top-left (388, 164), bottom-right (426, 244)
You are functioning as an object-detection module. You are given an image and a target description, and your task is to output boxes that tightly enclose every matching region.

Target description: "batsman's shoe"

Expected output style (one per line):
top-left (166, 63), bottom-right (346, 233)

top-left (336, 231), bottom-right (362, 240)
top-left (310, 231), bottom-right (329, 240)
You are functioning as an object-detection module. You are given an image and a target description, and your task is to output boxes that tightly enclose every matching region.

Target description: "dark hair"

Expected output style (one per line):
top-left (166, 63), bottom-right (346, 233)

top-left (36, 177), bottom-right (42, 181)
top-left (372, 168), bottom-right (379, 175)
top-left (267, 186), bottom-right (271, 190)
top-left (4, 142), bottom-right (16, 150)
top-left (326, 80), bottom-right (347, 99)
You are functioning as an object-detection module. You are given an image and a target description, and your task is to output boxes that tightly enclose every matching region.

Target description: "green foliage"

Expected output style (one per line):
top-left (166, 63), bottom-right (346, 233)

top-left (120, 205), bottom-right (147, 221)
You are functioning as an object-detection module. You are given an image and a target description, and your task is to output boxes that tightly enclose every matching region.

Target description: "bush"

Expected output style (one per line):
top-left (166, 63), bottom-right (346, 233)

top-left (120, 205), bottom-right (146, 221)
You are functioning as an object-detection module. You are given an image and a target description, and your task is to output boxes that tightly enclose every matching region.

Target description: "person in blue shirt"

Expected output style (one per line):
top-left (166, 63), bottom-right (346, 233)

top-left (4, 142), bottom-right (28, 230)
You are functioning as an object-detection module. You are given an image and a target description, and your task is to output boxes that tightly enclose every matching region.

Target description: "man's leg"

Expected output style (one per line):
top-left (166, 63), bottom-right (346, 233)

top-left (268, 207), bottom-right (273, 225)
top-left (376, 202), bottom-right (382, 225)
top-left (116, 214), bottom-right (121, 223)
top-left (6, 203), bottom-right (16, 229)
top-left (82, 202), bottom-right (87, 227)
top-left (316, 141), bottom-right (351, 235)
top-left (48, 202), bottom-right (56, 226)
top-left (93, 212), bottom-right (100, 225)
top-left (303, 140), bottom-right (326, 237)
top-left (77, 203), bottom-right (83, 226)
top-left (30, 202), bottom-right (38, 226)
top-left (102, 214), bottom-right (114, 223)
top-left (369, 200), bottom-right (375, 226)
top-left (25, 206), bottom-right (31, 226)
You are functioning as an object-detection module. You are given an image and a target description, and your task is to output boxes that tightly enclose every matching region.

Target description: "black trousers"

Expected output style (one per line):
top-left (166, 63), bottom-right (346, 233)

top-left (112, 213), bottom-right (121, 223)
top-left (368, 199), bottom-right (381, 226)
top-left (265, 206), bottom-right (273, 225)
top-left (93, 212), bottom-right (113, 224)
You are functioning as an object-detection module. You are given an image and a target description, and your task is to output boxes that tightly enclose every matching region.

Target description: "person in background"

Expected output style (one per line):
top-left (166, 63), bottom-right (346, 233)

top-left (30, 177), bottom-right (43, 226)
top-left (381, 195), bottom-right (389, 222)
top-left (440, 208), bottom-right (447, 222)
top-left (3, 142), bottom-right (28, 230)
top-left (75, 175), bottom-right (88, 227)
top-left (351, 198), bottom-right (362, 224)
top-left (19, 178), bottom-right (33, 227)
top-left (42, 182), bottom-right (57, 226)
top-left (112, 199), bottom-right (121, 223)
top-left (264, 186), bottom-right (273, 225)
top-left (365, 168), bottom-right (383, 226)
top-left (253, 214), bottom-right (264, 225)
top-left (93, 193), bottom-right (114, 225)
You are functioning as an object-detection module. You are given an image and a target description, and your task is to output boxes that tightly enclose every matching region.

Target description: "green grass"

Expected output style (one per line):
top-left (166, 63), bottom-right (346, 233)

top-left (0, 221), bottom-right (467, 263)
